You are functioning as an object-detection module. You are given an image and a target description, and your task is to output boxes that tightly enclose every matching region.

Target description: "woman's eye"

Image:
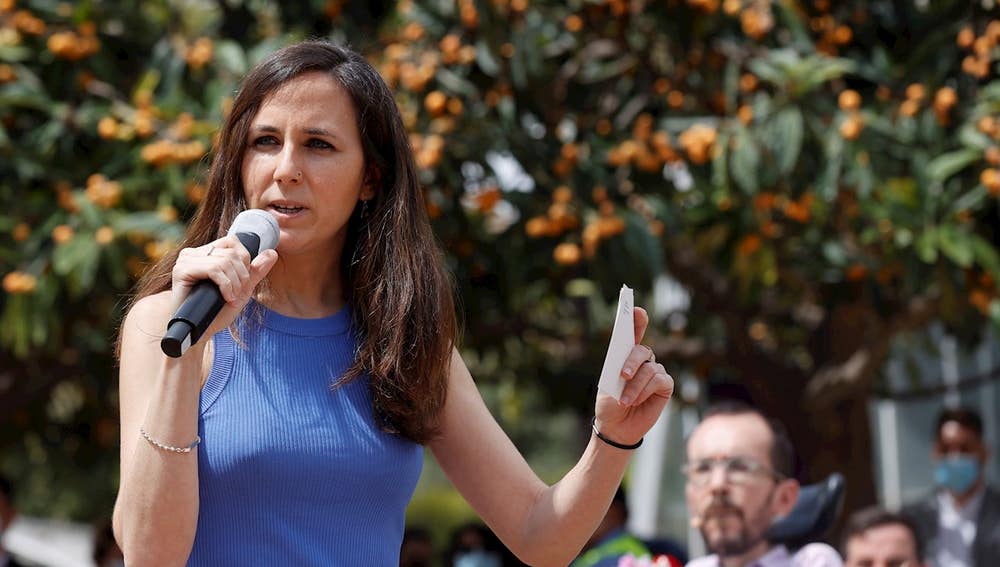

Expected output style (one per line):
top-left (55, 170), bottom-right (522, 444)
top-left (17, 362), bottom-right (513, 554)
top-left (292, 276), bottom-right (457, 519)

top-left (252, 135), bottom-right (279, 147)
top-left (307, 138), bottom-right (333, 149)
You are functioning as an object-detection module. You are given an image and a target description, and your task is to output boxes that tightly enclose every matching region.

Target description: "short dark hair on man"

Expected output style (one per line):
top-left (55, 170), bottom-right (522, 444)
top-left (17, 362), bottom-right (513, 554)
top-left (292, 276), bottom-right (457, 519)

top-left (701, 400), bottom-right (796, 478)
top-left (842, 506), bottom-right (923, 562)
top-left (936, 406), bottom-right (984, 439)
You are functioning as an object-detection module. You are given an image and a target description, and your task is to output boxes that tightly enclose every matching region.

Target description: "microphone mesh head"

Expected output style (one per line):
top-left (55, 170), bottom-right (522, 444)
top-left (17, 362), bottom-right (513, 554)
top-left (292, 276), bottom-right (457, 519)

top-left (228, 209), bottom-right (280, 251)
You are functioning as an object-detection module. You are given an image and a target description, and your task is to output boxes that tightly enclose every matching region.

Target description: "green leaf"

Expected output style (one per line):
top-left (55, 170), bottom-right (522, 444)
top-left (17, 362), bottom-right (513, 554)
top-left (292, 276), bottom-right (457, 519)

top-left (711, 130), bottom-right (731, 192)
top-left (989, 300), bottom-right (1000, 333)
top-left (53, 238), bottom-right (87, 276)
top-left (958, 123), bottom-right (994, 150)
top-left (730, 128), bottom-right (760, 194)
top-left (937, 225), bottom-right (974, 268)
top-left (132, 69), bottom-right (161, 98)
top-left (475, 40), bottom-right (501, 77)
top-left (747, 58), bottom-right (784, 87)
top-left (882, 177), bottom-right (919, 208)
top-left (509, 34), bottom-right (528, 89)
top-left (0, 45), bottom-right (31, 62)
top-left (926, 149), bottom-right (981, 182)
top-left (794, 58), bottom-right (854, 97)
top-left (214, 40), bottom-right (247, 75)
top-left (949, 185), bottom-right (990, 214)
top-left (816, 122), bottom-right (844, 201)
top-left (1, 294), bottom-right (30, 357)
top-left (74, 239), bottom-right (101, 294)
top-left (971, 235), bottom-right (1000, 281)
top-left (916, 229), bottom-right (938, 264)
top-left (771, 106), bottom-right (803, 175)
top-left (0, 82), bottom-right (51, 110)
top-left (435, 68), bottom-right (478, 98)
top-left (579, 54), bottom-right (637, 84)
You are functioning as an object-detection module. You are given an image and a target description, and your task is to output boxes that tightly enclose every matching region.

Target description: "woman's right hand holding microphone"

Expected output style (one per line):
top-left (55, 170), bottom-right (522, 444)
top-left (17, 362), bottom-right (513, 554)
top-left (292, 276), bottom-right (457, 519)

top-left (169, 235), bottom-right (279, 343)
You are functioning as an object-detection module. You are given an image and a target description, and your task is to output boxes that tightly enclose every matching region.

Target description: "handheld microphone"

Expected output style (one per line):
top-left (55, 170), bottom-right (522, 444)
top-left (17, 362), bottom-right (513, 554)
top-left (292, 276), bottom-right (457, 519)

top-left (160, 209), bottom-right (280, 358)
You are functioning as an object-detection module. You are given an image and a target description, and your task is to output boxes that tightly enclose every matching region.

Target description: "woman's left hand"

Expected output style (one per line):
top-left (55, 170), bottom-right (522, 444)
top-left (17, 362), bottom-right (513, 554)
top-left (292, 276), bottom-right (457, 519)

top-left (593, 306), bottom-right (674, 447)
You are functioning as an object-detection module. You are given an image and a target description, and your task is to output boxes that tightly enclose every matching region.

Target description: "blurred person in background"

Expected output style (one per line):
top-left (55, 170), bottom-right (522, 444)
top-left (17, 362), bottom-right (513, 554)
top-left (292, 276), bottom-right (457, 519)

top-left (0, 476), bottom-right (23, 567)
top-left (683, 401), bottom-right (841, 567)
top-left (842, 506), bottom-right (924, 567)
top-left (902, 407), bottom-right (1000, 567)
top-left (92, 517), bottom-right (124, 567)
top-left (444, 521), bottom-right (520, 567)
top-left (112, 39), bottom-right (674, 566)
top-left (400, 525), bottom-right (436, 567)
top-left (571, 485), bottom-right (683, 567)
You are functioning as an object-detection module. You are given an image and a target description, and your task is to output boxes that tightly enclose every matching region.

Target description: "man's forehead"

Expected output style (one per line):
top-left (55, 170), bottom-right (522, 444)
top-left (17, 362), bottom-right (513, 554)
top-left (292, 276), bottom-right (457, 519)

top-left (939, 420), bottom-right (981, 440)
top-left (846, 523), bottom-right (918, 557)
top-left (687, 413), bottom-right (773, 458)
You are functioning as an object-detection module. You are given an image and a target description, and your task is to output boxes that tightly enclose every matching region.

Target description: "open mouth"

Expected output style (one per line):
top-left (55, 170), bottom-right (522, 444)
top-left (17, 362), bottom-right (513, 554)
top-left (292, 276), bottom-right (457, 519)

top-left (269, 204), bottom-right (305, 214)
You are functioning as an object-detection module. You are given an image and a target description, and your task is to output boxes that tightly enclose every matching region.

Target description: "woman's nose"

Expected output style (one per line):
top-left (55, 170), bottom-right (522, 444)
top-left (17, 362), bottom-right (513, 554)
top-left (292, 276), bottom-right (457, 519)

top-left (275, 169), bottom-right (302, 184)
top-left (273, 147), bottom-right (302, 184)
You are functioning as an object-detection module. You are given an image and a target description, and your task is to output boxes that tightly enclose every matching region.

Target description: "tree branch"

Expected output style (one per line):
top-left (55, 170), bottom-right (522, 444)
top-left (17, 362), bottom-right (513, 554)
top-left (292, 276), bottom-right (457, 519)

top-left (802, 293), bottom-right (939, 411)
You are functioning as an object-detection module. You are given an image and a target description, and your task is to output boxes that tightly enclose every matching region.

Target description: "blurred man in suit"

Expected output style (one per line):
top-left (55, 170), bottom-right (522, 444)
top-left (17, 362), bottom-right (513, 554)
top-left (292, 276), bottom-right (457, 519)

top-left (902, 407), bottom-right (1000, 567)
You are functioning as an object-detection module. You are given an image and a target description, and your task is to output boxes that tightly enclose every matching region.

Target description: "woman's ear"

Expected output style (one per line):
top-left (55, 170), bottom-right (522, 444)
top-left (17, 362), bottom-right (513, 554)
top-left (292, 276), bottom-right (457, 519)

top-left (361, 165), bottom-right (381, 201)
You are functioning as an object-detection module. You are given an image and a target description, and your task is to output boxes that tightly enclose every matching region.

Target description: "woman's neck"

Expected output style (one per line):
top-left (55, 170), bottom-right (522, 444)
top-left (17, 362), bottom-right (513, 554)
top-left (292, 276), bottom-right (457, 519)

top-left (257, 251), bottom-right (345, 318)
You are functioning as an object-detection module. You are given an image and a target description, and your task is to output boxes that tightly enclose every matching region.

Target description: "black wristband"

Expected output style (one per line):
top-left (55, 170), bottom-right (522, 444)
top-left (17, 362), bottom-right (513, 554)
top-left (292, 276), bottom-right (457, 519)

top-left (591, 416), bottom-right (643, 450)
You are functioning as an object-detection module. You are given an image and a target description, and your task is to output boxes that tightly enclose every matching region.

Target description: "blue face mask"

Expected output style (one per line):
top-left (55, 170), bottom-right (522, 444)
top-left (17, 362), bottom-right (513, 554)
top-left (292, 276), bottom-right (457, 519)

top-left (453, 550), bottom-right (502, 567)
top-left (934, 455), bottom-right (981, 494)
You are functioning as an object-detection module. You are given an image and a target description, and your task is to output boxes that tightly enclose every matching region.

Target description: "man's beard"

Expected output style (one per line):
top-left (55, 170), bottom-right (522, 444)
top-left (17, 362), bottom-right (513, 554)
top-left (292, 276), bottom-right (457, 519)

top-left (698, 489), bottom-right (775, 557)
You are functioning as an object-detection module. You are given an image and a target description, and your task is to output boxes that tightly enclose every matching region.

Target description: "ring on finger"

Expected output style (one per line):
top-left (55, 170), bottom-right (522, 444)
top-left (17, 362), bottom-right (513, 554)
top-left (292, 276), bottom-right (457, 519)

top-left (642, 345), bottom-right (655, 364)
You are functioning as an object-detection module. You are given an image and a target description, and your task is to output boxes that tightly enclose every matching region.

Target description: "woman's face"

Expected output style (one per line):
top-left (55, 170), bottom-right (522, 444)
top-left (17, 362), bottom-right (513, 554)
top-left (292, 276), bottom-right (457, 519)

top-left (241, 71), bottom-right (373, 258)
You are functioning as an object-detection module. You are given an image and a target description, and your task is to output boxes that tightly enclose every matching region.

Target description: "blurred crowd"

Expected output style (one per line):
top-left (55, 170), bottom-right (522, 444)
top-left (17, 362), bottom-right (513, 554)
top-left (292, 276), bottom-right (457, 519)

top-left (397, 403), bottom-right (997, 567)
top-left (0, 402), bottom-right (995, 567)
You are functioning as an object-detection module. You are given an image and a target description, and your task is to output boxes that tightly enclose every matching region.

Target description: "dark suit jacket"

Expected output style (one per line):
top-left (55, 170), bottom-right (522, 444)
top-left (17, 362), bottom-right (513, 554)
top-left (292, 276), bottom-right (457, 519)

top-left (902, 484), bottom-right (1000, 567)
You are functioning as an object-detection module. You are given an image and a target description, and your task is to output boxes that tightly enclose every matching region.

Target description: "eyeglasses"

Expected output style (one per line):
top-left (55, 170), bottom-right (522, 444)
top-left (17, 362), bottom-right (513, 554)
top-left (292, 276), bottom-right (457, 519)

top-left (681, 456), bottom-right (783, 486)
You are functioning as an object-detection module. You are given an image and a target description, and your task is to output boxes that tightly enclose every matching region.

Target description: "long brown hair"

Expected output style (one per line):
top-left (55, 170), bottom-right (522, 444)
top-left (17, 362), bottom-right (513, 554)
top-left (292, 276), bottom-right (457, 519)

top-left (124, 41), bottom-right (456, 443)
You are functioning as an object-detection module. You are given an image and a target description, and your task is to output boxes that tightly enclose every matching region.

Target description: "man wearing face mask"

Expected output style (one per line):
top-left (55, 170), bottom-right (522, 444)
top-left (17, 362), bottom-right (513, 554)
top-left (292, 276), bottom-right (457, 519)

top-left (902, 407), bottom-right (1000, 567)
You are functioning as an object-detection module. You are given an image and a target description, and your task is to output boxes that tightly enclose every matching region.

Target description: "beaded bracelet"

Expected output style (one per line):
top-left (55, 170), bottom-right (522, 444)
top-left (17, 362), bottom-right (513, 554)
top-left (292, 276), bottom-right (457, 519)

top-left (591, 416), bottom-right (643, 450)
top-left (140, 426), bottom-right (201, 454)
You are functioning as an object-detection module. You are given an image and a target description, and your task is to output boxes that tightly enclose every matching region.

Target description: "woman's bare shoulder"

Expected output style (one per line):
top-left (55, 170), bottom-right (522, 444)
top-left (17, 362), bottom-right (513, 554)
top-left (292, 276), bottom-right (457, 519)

top-left (120, 291), bottom-right (174, 346)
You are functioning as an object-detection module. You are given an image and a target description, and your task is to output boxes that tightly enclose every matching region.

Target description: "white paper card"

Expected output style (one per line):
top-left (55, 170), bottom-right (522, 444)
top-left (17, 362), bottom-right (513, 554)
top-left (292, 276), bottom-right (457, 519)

top-left (598, 285), bottom-right (634, 400)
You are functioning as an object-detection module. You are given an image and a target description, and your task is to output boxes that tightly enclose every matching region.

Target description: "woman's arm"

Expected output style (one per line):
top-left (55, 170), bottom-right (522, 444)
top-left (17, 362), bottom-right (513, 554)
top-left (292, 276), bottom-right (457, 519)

top-left (430, 307), bottom-right (672, 566)
top-left (113, 292), bottom-right (207, 566)
top-left (113, 237), bottom-right (277, 565)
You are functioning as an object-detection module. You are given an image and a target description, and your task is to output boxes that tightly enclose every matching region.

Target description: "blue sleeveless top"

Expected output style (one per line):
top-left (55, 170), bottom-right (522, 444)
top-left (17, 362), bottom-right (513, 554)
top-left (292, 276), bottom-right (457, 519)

top-left (187, 302), bottom-right (424, 566)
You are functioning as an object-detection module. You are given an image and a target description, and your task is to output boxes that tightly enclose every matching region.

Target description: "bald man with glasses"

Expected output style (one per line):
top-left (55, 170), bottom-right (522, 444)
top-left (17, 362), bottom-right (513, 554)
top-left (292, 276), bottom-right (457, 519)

top-left (683, 402), bottom-right (842, 567)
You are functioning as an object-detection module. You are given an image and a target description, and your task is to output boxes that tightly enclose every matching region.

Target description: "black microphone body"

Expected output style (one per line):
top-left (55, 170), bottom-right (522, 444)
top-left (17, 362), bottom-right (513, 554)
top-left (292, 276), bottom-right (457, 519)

top-left (160, 233), bottom-right (260, 358)
top-left (160, 209), bottom-right (280, 358)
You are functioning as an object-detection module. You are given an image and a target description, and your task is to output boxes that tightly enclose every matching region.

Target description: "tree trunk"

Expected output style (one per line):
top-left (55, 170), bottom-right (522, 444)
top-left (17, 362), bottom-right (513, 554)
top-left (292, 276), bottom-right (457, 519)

top-left (755, 384), bottom-right (878, 543)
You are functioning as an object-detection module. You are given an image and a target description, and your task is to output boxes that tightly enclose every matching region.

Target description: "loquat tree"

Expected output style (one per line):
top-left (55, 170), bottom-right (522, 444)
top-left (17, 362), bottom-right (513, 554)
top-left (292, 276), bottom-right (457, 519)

top-left (2, 0), bottom-right (999, 538)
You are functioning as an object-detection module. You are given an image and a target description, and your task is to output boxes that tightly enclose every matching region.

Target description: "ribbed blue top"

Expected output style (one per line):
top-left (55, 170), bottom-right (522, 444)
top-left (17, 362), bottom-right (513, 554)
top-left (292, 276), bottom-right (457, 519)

top-left (188, 302), bottom-right (424, 566)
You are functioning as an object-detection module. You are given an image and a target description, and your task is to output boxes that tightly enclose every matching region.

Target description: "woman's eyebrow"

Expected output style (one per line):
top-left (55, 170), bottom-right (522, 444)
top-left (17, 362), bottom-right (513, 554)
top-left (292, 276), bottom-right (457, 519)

top-left (303, 126), bottom-right (339, 140)
top-left (249, 124), bottom-right (341, 140)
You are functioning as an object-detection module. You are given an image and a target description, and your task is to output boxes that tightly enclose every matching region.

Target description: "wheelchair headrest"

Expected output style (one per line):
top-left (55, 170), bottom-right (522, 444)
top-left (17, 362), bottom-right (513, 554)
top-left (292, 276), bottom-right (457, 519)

top-left (765, 472), bottom-right (845, 548)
